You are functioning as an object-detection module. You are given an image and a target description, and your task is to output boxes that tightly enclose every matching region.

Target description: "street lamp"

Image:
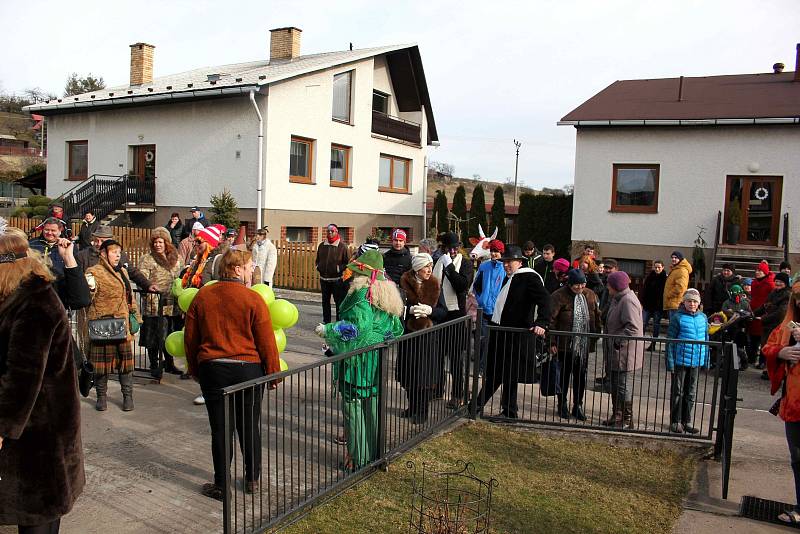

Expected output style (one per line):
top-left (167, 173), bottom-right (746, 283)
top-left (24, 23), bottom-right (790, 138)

top-left (513, 139), bottom-right (521, 208)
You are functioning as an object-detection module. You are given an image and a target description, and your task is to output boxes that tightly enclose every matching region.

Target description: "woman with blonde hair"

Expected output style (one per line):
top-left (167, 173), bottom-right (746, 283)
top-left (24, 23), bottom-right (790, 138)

top-left (0, 223), bottom-right (84, 533)
top-left (85, 240), bottom-right (142, 411)
top-left (137, 227), bottom-right (183, 378)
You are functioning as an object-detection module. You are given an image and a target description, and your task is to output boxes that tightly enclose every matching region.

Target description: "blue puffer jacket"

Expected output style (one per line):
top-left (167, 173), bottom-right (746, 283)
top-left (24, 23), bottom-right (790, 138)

top-left (666, 307), bottom-right (709, 370)
top-left (473, 260), bottom-right (506, 315)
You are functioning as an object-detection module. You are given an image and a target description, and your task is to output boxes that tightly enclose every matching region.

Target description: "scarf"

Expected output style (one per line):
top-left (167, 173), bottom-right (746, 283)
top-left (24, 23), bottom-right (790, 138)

top-left (182, 246), bottom-right (209, 289)
top-left (433, 253), bottom-right (463, 311)
top-left (326, 234), bottom-right (340, 245)
top-left (491, 267), bottom-right (536, 324)
top-left (572, 291), bottom-right (589, 357)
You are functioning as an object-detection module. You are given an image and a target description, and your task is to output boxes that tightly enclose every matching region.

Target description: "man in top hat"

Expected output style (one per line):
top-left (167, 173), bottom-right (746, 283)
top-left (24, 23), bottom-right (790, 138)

top-left (181, 206), bottom-right (210, 240)
top-left (76, 225), bottom-right (156, 292)
top-left (476, 244), bottom-right (551, 418)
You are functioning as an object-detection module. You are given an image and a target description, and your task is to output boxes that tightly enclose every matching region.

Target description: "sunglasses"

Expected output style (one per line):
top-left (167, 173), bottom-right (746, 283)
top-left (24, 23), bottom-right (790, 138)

top-left (194, 239), bottom-right (204, 245)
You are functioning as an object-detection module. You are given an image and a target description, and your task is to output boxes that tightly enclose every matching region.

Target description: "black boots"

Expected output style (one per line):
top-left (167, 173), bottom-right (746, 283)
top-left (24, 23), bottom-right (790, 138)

top-left (120, 372), bottom-right (134, 411)
top-left (572, 404), bottom-right (587, 421)
top-left (95, 374), bottom-right (108, 411)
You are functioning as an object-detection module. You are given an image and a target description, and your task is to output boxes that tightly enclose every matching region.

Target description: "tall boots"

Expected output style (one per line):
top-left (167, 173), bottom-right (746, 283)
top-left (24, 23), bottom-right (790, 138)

top-left (95, 374), bottom-right (108, 411)
top-left (601, 396), bottom-right (623, 427)
top-left (120, 372), bottom-right (134, 411)
top-left (623, 401), bottom-right (634, 429)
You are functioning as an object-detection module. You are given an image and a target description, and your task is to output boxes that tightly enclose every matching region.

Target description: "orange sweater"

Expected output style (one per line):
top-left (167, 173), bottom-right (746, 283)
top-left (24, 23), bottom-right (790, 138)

top-left (184, 280), bottom-right (280, 377)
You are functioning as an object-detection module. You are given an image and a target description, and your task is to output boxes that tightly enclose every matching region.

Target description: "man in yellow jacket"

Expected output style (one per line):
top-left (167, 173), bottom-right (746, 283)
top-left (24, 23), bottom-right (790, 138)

top-left (663, 251), bottom-right (692, 319)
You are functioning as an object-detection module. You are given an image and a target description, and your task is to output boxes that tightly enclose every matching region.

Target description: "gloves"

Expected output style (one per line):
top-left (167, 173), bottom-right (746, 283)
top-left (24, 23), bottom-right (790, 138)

top-left (315, 323), bottom-right (326, 337)
top-left (410, 304), bottom-right (433, 318)
top-left (439, 254), bottom-right (452, 268)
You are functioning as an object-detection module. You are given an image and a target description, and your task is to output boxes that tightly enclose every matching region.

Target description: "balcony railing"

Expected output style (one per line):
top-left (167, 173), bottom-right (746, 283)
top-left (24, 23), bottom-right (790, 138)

top-left (371, 110), bottom-right (421, 145)
top-left (0, 146), bottom-right (45, 157)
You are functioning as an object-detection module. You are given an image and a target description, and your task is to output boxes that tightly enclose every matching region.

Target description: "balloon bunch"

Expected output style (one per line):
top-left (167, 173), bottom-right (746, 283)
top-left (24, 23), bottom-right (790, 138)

top-left (165, 280), bottom-right (297, 373)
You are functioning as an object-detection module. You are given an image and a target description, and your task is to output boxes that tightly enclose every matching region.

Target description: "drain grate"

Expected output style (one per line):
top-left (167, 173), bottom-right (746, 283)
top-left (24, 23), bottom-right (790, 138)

top-left (740, 495), bottom-right (800, 528)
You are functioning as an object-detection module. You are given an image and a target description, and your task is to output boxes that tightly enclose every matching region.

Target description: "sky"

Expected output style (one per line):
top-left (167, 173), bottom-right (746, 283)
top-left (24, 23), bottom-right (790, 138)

top-left (2, 0), bottom-right (798, 189)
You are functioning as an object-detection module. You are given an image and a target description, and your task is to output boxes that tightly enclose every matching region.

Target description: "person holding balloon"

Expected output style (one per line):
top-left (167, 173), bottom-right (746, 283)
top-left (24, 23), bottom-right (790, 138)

top-left (315, 250), bottom-right (404, 471)
top-left (184, 248), bottom-right (281, 501)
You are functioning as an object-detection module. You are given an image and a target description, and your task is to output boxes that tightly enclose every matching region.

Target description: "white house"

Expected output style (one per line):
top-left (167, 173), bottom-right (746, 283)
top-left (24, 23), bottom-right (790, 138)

top-left (559, 48), bottom-right (800, 279)
top-left (27, 27), bottom-right (439, 244)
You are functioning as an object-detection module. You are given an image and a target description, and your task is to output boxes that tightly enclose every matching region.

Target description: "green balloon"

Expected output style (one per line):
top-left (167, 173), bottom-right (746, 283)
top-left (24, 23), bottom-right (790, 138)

top-left (251, 283), bottom-right (275, 305)
top-left (279, 358), bottom-right (288, 371)
top-left (274, 328), bottom-right (287, 353)
top-left (171, 278), bottom-right (184, 298)
top-left (165, 330), bottom-right (186, 358)
top-left (269, 299), bottom-right (296, 329)
top-left (178, 287), bottom-right (199, 313)
top-left (204, 280), bottom-right (218, 287)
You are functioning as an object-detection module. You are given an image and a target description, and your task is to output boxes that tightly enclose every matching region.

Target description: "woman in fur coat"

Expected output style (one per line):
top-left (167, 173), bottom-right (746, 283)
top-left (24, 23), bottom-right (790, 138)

top-left (315, 250), bottom-right (404, 470)
top-left (137, 226), bottom-right (183, 378)
top-left (398, 253), bottom-right (447, 424)
top-left (0, 225), bottom-right (84, 533)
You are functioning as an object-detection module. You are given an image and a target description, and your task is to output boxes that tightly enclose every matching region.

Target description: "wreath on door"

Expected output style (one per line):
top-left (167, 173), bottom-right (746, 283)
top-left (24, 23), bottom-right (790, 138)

top-left (144, 150), bottom-right (154, 163)
top-left (754, 187), bottom-right (768, 201)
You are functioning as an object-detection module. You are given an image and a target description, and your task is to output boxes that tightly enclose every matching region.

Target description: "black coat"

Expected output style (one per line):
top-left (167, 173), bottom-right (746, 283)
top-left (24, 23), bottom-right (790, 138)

top-left (706, 273), bottom-right (740, 315)
top-left (641, 270), bottom-right (667, 312)
top-left (180, 215), bottom-right (209, 240)
top-left (494, 269), bottom-right (552, 330)
top-left (77, 217), bottom-right (99, 250)
top-left (0, 277), bottom-right (85, 525)
top-left (534, 259), bottom-right (560, 294)
top-left (383, 247), bottom-right (412, 285)
top-left (755, 287), bottom-right (791, 342)
top-left (436, 255), bottom-right (474, 316)
top-left (166, 221), bottom-right (183, 248)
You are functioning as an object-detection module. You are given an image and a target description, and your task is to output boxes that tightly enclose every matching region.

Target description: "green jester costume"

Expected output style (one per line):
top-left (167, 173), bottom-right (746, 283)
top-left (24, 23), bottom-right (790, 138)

top-left (321, 250), bottom-right (404, 469)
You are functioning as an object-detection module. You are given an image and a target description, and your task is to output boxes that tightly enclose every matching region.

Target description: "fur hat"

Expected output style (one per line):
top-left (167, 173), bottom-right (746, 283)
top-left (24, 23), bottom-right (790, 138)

top-left (197, 225), bottom-right (222, 248)
top-left (567, 268), bottom-right (587, 285)
top-left (671, 250), bottom-right (684, 261)
top-left (150, 226), bottom-right (171, 243)
top-left (607, 271), bottom-right (630, 291)
top-left (553, 258), bottom-right (570, 273)
top-left (756, 260), bottom-right (770, 275)
top-left (683, 288), bottom-right (702, 303)
top-left (775, 272), bottom-right (791, 286)
top-left (411, 253), bottom-right (433, 272)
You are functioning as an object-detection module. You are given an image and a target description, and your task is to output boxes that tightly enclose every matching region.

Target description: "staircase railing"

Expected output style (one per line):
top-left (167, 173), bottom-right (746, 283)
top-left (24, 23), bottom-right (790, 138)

top-left (59, 174), bottom-right (155, 222)
top-left (710, 210), bottom-right (722, 275)
top-left (784, 213), bottom-right (790, 262)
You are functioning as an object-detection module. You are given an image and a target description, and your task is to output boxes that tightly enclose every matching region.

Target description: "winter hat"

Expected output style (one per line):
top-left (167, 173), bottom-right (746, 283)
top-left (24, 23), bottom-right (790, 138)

top-left (197, 225), bottom-right (222, 248)
top-left (682, 288), bottom-right (702, 303)
top-left (150, 226), bottom-right (171, 243)
top-left (567, 268), bottom-right (587, 285)
top-left (356, 242), bottom-right (379, 258)
top-left (345, 250), bottom-right (385, 280)
top-left (729, 284), bottom-right (744, 295)
top-left (391, 228), bottom-right (407, 241)
top-left (489, 240), bottom-right (505, 253)
top-left (671, 250), bottom-right (684, 261)
top-left (756, 260), bottom-right (770, 275)
top-left (553, 258), bottom-right (571, 273)
top-left (742, 278), bottom-right (753, 287)
top-left (607, 270), bottom-right (631, 291)
top-left (441, 232), bottom-right (460, 249)
top-left (92, 225), bottom-right (114, 239)
top-left (775, 272), bottom-right (791, 286)
top-left (411, 253), bottom-right (433, 272)
top-left (192, 221), bottom-right (204, 232)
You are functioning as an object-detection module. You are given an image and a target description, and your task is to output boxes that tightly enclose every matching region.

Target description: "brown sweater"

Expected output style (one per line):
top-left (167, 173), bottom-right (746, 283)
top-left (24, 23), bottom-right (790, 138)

top-left (184, 279), bottom-right (280, 377)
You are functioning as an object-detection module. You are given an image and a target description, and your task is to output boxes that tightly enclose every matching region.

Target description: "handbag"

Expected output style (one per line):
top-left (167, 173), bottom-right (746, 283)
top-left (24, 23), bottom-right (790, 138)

top-left (73, 337), bottom-right (95, 397)
top-left (88, 316), bottom-right (128, 342)
top-left (769, 372), bottom-right (787, 417)
top-left (539, 358), bottom-right (562, 397)
top-left (517, 333), bottom-right (549, 385)
top-left (129, 312), bottom-right (140, 335)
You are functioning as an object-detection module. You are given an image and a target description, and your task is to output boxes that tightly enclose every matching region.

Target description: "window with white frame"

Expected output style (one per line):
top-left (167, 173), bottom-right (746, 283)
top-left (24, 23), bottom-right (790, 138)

top-left (332, 71), bottom-right (353, 123)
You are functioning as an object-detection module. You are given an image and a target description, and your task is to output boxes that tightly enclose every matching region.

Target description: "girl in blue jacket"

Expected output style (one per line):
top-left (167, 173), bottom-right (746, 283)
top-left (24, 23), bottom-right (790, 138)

top-left (666, 288), bottom-right (709, 434)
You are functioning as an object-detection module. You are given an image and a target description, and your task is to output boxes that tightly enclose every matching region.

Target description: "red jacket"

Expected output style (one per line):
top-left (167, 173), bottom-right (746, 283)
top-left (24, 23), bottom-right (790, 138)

top-left (749, 270), bottom-right (775, 336)
top-left (763, 318), bottom-right (800, 422)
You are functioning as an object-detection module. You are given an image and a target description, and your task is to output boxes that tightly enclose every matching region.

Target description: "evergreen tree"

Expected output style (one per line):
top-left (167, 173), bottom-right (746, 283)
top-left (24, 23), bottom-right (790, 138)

top-left (517, 193), bottom-right (536, 247)
top-left (468, 184), bottom-right (488, 243)
top-left (64, 73), bottom-right (105, 96)
top-left (491, 186), bottom-right (507, 242)
top-left (451, 185), bottom-right (467, 240)
top-left (209, 189), bottom-right (240, 230)
top-left (435, 190), bottom-right (449, 234)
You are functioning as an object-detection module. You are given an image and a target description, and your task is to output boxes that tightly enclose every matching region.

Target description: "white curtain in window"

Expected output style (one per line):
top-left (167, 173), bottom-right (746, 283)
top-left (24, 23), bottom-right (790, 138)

top-left (392, 159), bottom-right (407, 190)
top-left (379, 157), bottom-right (392, 188)
top-left (332, 72), bottom-right (352, 122)
top-left (330, 148), bottom-right (346, 182)
top-left (290, 141), bottom-right (308, 177)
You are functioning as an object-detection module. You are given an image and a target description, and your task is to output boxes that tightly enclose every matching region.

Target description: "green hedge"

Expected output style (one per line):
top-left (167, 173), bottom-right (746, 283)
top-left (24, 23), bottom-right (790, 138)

top-left (517, 193), bottom-right (573, 258)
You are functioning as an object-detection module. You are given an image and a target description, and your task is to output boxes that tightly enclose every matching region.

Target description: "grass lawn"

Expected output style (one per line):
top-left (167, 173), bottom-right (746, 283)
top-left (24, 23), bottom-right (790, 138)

top-left (280, 421), bottom-right (696, 534)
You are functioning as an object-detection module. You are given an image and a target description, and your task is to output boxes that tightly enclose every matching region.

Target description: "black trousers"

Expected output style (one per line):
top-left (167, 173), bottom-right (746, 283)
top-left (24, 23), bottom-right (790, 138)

top-left (407, 387), bottom-right (432, 419)
top-left (320, 279), bottom-right (346, 323)
top-left (558, 351), bottom-right (587, 408)
top-left (477, 357), bottom-right (518, 417)
top-left (198, 361), bottom-right (265, 487)
top-left (18, 519), bottom-right (61, 534)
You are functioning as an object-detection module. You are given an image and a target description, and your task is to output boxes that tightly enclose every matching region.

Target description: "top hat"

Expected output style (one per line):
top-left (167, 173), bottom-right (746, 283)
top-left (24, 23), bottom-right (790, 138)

top-left (499, 245), bottom-right (528, 262)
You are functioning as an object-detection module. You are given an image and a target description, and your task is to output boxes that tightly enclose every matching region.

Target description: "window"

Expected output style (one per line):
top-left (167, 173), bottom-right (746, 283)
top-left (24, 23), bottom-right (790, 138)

top-left (379, 154), bottom-right (410, 193)
top-left (330, 144), bottom-right (351, 187)
top-left (285, 227), bottom-right (311, 242)
top-left (67, 140), bottom-right (88, 180)
top-left (372, 90), bottom-right (389, 114)
top-left (332, 71), bottom-right (353, 123)
top-left (290, 136), bottom-right (314, 183)
top-left (617, 259), bottom-right (646, 278)
top-left (611, 164), bottom-right (659, 213)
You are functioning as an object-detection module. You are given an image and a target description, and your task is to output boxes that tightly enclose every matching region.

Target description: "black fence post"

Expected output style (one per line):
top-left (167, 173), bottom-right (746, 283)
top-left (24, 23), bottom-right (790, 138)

top-left (469, 309), bottom-right (484, 419)
top-left (713, 341), bottom-right (738, 499)
top-left (223, 393), bottom-right (232, 534)
top-left (377, 343), bottom-right (389, 470)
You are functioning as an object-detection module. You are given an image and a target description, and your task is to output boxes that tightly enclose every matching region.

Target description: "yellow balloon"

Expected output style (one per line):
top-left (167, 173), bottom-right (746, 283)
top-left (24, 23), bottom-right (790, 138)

top-left (251, 283), bottom-right (275, 306)
top-left (171, 278), bottom-right (184, 298)
top-left (279, 358), bottom-right (288, 372)
top-left (165, 330), bottom-right (186, 358)
top-left (178, 288), bottom-right (199, 312)
top-left (273, 328), bottom-right (287, 353)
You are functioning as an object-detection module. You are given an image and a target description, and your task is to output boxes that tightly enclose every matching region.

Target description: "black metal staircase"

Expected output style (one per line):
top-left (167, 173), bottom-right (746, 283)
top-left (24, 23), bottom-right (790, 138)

top-left (59, 174), bottom-right (155, 223)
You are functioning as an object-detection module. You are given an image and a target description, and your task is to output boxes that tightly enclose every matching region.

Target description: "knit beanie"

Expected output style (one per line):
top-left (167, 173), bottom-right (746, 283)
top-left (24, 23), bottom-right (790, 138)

top-left (567, 268), bottom-right (587, 285)
top-left (411, 253), bottom-right (433, 272)
top-left (683, 288), bottom-right (702, 303)
top-left (742, 278), bottom-right (753, 286)
top-left (729, 284), bottom-right (744, 295)
top-left (775, 272), bottom-right (791, 286)
top-left (553, 258), bottom-right (570, 273)
top-left (197, 225), bottom-right (222, 248)
top-left (671, 250), bottom-right (684, 261)
top-left (756, 260), bottom-right (770, 275)
top-left (392, 228), bottom-right (407, 241)
top-left (192, 221), bottom-right (204, 232)
top-left (607, 270), bottom-right (630, 291)
top-left (489, 239), bottom-right (505, 253)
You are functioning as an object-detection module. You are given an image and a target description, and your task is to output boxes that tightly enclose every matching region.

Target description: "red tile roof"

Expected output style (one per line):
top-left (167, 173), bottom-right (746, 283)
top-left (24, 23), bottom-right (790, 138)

top-left (560, 72), bottom-right (800, 123)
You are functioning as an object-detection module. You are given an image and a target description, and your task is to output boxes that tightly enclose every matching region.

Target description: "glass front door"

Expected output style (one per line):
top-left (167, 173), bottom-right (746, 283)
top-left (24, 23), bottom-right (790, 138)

top-left (131, 145), bottom-right (156, 180)
top-left (725, 176), bottom-right (782, 246)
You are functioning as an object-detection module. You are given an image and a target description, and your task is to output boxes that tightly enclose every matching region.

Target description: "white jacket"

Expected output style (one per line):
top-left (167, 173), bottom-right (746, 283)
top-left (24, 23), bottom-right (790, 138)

top-left (253, 239), bottom-right (278, 285)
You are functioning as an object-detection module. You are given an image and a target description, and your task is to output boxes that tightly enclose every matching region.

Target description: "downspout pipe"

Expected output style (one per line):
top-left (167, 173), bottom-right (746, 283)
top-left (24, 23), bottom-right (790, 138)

top-left (249, 90), bottom-right (264, 228)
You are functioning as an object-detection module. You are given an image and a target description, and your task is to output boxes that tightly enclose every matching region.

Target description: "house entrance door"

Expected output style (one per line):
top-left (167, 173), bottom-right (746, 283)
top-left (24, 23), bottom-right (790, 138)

top-left (725, 176), bottom-right (782, 246)
top-left (131, 145), bottom-right (156, 180)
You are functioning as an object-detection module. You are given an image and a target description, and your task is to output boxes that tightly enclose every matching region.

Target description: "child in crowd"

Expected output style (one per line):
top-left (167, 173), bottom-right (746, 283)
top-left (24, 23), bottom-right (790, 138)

top-left (666, 289), bottom-right (709, 434)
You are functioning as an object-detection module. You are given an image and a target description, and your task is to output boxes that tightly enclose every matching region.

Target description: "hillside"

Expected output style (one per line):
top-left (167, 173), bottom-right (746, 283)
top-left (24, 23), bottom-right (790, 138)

top-left (426, 174), bottom-right (540, 210)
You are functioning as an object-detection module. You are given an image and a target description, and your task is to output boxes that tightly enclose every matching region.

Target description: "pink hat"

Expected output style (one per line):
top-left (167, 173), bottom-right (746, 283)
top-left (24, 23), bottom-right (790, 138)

top-left (197, 225), bottom-right (222, 248)
top-left (607, 270), bottom-right (631, 291)
top-left (553, 258), bottom-right (570, 273)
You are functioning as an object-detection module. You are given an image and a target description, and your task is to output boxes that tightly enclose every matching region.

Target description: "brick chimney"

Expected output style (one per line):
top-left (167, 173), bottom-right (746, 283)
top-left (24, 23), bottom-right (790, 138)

top-left (129, 43), bottom-right (155, 86)
top-left (270, 27), bottom-right (302, 61)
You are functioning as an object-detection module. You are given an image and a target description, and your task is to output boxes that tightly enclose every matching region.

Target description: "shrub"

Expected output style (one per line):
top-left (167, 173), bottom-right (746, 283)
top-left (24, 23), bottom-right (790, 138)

top-left (27, 195), bottom-right (52, 208)
top-left (11, 207), bottom-right (30, 218)
top-left (31, 205), bottom-right (50, 217)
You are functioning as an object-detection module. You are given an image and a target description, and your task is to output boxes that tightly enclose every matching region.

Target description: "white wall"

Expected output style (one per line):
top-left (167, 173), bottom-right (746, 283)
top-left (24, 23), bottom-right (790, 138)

top-left (571, 126), bottom-right (800, 253)
top-left (263, 56), bottom-right (427, 217)
top-left (46, 98), bottom-right (261, 207)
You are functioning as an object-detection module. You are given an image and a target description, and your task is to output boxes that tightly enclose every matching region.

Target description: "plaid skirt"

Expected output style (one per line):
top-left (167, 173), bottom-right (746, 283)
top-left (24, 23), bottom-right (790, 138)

top-left (89, 340), bottom-right (134, 375)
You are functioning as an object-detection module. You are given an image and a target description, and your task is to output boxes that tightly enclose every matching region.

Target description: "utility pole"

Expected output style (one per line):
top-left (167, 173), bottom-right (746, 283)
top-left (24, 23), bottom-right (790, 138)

top-left (513, 139), bottom-right (521, 208)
